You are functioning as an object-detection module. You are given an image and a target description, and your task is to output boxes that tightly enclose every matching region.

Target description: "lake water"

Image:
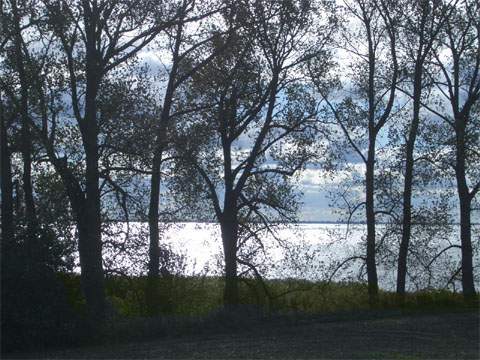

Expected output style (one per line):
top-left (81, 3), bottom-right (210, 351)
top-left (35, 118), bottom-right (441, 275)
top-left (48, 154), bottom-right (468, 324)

top-left (99, 222), bottom-right (478, 292)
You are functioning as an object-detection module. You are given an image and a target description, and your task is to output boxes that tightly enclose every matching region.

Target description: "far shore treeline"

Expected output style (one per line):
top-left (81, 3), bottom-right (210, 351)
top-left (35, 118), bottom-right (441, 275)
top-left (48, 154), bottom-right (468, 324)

top-left (1, 0), bottom-right (479, 354)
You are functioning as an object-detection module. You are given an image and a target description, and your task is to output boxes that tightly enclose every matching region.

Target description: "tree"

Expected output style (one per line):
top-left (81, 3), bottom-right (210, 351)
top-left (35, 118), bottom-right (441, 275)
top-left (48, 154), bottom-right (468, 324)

top-left (395, 0), bottom-right (452, 299)
top-left (310, 0), bottom-right (400, 305)
top-left (145, 0), bottom-right (230, 314)
top-left (426, 0), bottom-right (480, 299)
top-left (29, 0), bottom-right (186, 323)
top-left (178, 0), bottom-right (324, 307)
top-left (0, 0), bottom-right (40, 268)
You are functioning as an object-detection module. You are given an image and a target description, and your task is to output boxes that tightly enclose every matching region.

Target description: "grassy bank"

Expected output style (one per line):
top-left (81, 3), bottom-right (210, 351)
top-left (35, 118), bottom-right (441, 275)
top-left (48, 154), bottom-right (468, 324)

top-left (60, 273), bottom-right (478, 318)
top-left (4, 273), bottom-right (478, 355)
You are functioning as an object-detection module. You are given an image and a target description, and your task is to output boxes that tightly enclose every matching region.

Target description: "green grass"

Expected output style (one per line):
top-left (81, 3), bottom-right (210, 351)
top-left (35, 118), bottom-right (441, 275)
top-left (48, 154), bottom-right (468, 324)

top-left (58, 273), bottom-right (479, 319)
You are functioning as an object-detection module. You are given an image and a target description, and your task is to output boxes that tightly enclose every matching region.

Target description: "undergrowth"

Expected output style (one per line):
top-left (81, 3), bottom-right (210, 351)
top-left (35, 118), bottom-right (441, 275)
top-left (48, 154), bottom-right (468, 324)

top-left (59, 273), bottom-right (479, 318)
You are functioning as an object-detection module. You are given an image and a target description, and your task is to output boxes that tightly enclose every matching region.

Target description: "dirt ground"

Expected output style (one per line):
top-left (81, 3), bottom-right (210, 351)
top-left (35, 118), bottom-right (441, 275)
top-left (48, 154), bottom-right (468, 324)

top-left (9, 311), bottom-right (480, 359)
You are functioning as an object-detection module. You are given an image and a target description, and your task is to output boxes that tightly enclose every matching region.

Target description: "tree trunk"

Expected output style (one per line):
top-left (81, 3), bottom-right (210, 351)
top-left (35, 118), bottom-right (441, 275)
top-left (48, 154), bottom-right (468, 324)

top-left (220, 207), bottom-right (239, 308)
top-left (1, 101), bottom-right (14, 247)
top-left (77, 205), bottom-right (105, 321)
top-left (46, 141), bottom-right (105, 322)
top-left (397, 60), bottom-right (423, 299)
top-left (146, 151), bottom-right (162, 314)
top-left (364, 24), bottom-right (379, 306)
top-left (146, 83), bottom-right (176, 315)
top-left (455, 121), bottom-right (476, 300)
top-left (77, 14), bottom-right (106, 322)
top-left (79, 95), bottom-right (106, 322)
top-left (12, 0), bottom-right (37, 259)
top-left (365, 141), bottom-right (378, 306)
top-left (148, 153), bottom-right (161, 278)
top-left (398, 127), bottom-right (417, 300)
top-left (146, 23), bottom-right (181, 313)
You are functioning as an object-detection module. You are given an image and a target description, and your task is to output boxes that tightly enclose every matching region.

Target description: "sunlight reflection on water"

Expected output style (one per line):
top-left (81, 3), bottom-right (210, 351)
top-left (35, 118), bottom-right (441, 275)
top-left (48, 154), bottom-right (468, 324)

top-left (78, 222), bottom-right (477, 291)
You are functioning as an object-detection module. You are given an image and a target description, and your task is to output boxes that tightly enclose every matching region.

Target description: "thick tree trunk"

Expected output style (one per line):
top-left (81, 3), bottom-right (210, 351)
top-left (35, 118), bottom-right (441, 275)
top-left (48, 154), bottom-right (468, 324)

top-left (220, 207), bottom-right (239, 308)
top-left (1, 102), bottom-right (14, 246)
top-left (46, 139), bottom-right (105, 322)
top-left (77, 205), bottom-right (105, 321)
top-left (455, 122), bottom-right (476, 300)
top-left (77, 15), bottom-right (106, 322)
top-left (397, 62), bottom-right (423, 298)
top-left (458, 192), bottom-right (475, 299)
top-left (79, 95), bottom-right (106, 322)
top-left (365, 142), bottom-right (378, 305)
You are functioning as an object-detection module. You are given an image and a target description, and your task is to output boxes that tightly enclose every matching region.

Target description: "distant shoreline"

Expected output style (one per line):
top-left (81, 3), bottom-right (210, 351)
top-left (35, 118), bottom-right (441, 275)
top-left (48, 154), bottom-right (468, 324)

top-left (102, 220), bottom-right (477, 226)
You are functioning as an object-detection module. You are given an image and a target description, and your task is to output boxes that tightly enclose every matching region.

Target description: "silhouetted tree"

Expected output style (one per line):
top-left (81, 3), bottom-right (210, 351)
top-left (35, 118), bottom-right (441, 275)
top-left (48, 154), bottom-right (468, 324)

top-left (145, 0), bottom-right (230, 315)
top-left (395, 0), bottom-right (453, 299)
top-left (427, 0), bottom-right (480, 300)
top-left (9, 0), bottom-right (39, 258)
top-left (178, 0), bottom-right (324, 307)
top-left (310, 0), bottom-right (401, 305)
top-left (30, 0), bottom-right (187, 324)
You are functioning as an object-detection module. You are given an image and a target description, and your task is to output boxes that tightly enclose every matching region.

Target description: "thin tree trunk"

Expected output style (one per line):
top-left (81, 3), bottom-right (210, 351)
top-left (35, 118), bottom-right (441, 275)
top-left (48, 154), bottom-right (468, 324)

top-left (1, 100), bottom-right (14, 246)
top-left (146, 91), bottom-right (175, 315)
top-left (399, 126), bottom-right (417, 299)
top-left (365, 25), bottom-right (378, 305)
top-left (146, 151), bottom-right (162, 314)
top-left (146, 21), bottom-right (183, 314)
top-left (365, 141), bottom-right (378, 305)
top-left (397, 60), bottom-right (423, 298)
top-left (148, 152), bottom-right (162, 278)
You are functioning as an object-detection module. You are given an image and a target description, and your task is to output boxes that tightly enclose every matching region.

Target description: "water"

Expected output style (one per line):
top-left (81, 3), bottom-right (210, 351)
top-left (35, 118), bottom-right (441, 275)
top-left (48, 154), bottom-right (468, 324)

top-left (98, 222), bottom-right (478, 291)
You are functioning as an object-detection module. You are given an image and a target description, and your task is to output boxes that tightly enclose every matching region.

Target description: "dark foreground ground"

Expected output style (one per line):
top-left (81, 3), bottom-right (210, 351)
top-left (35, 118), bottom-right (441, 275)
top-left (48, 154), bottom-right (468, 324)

top-left (8, 311), bottom-right (480, 359)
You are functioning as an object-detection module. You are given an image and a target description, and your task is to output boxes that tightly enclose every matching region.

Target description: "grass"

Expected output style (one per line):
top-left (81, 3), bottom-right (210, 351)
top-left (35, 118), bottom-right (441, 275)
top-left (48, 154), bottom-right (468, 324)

top-left (5, 273), bottom-right (476, 354)
top-left (58, 273), bottom-right (478, 320)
